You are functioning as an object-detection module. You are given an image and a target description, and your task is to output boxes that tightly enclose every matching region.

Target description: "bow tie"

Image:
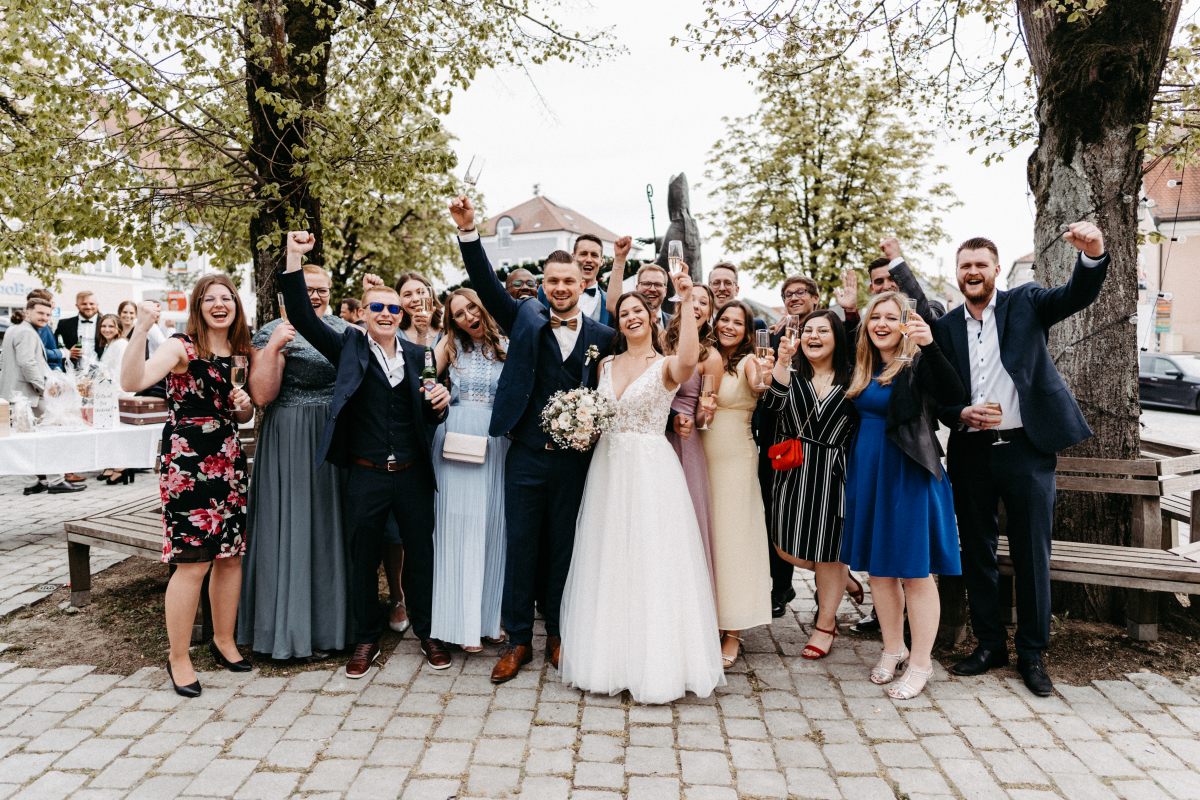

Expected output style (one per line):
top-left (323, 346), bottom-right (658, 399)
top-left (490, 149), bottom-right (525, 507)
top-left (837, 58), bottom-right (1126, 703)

top-left (583, 286), bottom-right (597, 297)
top-left (549, 316), bottom-right (579, 331)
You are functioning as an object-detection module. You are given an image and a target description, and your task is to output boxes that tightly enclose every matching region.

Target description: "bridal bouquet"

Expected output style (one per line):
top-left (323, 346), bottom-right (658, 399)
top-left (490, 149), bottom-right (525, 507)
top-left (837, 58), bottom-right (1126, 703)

top-left (541, 387), bottom-right (615, 451)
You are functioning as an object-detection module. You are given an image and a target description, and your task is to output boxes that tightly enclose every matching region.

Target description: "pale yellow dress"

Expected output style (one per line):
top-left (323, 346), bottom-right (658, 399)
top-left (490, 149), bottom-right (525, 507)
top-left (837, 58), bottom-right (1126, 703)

top-left (701, 356), bottom-right (772, 631)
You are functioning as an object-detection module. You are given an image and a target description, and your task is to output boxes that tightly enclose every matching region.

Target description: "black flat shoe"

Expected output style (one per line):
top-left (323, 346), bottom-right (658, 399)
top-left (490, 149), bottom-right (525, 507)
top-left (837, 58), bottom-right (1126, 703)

top-left (950, 646), bottom-right (1009, 676)
top-left (849, 608), bottom-right (880, 634)
top-left (1017, 656), bottom-right (1055, 697)
top-left (22, 483), bottom-right (47, 495)
top-left (166, 661), bottom-right (202, 698)
top-left (209, 641), bottom-right (253, 672)
top-left (771, 586), bottom-right (796, 618)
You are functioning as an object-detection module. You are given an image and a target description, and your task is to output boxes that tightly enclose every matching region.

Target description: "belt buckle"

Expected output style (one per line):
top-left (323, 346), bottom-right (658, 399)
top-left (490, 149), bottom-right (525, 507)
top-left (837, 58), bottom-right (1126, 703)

top-left (386, 456), bottom-right (399, 472)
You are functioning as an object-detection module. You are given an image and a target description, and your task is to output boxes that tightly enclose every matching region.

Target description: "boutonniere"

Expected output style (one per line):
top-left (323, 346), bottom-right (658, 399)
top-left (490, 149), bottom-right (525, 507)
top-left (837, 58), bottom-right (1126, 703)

top-left (584, 344), bottom-right (600, 366)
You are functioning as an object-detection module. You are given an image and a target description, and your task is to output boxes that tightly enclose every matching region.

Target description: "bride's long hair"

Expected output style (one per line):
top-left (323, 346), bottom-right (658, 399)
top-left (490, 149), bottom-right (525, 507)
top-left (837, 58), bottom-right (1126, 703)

top-left (612, 292), bottom-right (664, 356)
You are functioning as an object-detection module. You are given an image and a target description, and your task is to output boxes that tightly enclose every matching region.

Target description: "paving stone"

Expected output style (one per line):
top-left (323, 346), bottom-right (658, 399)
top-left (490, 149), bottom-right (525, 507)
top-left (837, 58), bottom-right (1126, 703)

top-left (528, 747), bottom-right (575, 775)
top-left (578, 734), bottom-right (623, 763)
top-left (53, 736), bottom-right (131, 770)
top-left (574, 761), bottom-right (624, 790)
top-left (980, 749), bottom-right (1049, 786)
top-left (182, 758), bottom-right (258, 796)
top-left (11, 770), bottom-right (86, 799)
top-left (233, 771), bottom-right (301, 800)
top-left (836, 776), bottom-right (896, 800)
top-left (518, 775), bottom-right (570, 800)
top-left (627, 776), bottom-right (681, 800)
top-left (418, 741), bottom-right (472, 776)
top-left (402, 778), bottom-right (461, 800)
top-left (680, 750), bottom-right (731, 786)
top-left (628, 726), bottom-right (673, 747)
top-left (822, 743), bottom-right (876, 775)
top-left (89, 756), bottom-right (157, 789)
top-left (473, 737), bottom-right (527, 766)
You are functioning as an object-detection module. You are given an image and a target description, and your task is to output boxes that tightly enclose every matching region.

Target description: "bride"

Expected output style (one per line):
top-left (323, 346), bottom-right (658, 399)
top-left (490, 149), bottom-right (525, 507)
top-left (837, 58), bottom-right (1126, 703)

top-left (560, 243), bottom-right (725, 704)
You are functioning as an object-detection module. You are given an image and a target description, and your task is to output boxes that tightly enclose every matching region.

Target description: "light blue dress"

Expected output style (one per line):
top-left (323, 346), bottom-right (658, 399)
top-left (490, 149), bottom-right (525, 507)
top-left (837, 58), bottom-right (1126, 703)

top-left (430, 341), bottom-right (509, 646)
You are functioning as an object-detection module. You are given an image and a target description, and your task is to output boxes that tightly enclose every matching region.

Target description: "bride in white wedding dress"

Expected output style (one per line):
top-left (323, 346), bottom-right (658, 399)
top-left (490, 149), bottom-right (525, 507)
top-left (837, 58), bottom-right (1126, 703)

top-left (560, 253), bottom-right (724, 704)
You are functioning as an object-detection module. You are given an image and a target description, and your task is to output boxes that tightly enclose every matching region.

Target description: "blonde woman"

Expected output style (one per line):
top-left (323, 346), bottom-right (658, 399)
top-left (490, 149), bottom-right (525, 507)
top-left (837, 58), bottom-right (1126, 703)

top-left (841, 291), bottom-right (963, 700)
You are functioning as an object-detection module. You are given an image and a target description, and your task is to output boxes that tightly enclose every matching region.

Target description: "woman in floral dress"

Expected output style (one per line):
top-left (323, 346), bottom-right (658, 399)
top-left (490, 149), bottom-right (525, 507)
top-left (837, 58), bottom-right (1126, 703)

top-left (121, 274), bottom-right (255, 697)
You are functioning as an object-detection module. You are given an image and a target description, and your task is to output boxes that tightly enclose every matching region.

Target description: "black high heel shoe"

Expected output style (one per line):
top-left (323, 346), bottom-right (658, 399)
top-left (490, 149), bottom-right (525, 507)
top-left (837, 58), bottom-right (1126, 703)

top-left (209, 641), bottom-right (253, 672)
top-left (166, 661), bottom-right (202, 698)
top-left (104, 470), bottom-right (133, 485)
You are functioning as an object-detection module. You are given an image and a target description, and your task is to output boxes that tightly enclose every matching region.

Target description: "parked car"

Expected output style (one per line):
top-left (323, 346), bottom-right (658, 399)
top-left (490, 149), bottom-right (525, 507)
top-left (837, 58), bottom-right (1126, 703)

top-left (1140, 352), bottom-right (1200, 413)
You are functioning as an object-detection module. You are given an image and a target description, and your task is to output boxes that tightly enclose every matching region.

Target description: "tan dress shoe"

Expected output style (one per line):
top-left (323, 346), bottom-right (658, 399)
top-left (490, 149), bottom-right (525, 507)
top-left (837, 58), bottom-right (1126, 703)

top-left (545, 635), bottom-right (562, 670)
top-left (490, 644), bottom-right (532, 684)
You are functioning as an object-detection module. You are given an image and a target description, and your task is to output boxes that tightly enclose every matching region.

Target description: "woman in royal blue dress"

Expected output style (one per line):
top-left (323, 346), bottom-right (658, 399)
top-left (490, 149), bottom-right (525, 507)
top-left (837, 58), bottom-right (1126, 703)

top-left (842, 291), bottom-right (964, 700)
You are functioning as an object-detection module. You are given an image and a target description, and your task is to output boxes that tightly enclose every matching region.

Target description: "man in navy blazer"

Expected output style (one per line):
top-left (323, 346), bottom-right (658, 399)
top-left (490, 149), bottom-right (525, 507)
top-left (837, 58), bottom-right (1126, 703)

top-left (932, 222), bottom-right (1108, 697)
top-left (450, 195), bottom-right (615, 684)
top-left (536, 232), bottom-right (611, 326)
top-left (280, 231), bottom-right (452, 679)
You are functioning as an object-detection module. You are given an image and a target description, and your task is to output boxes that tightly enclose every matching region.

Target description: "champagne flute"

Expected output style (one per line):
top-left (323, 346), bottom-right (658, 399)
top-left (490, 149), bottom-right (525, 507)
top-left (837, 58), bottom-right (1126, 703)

top-left (415, 296), bottom-right (435, 346)
top-left (276, 291), bottom-right (287, 323)
top-left (463, 154), bottom-right (484, 188)
top-left (667, 240), bottom-right (685, 302)
top-left (983, 399), bottom-right (1008, 445)
top-left (895, 297), bottom-right (917, 363)
top-left (698, 374), bottom-right (715, 431)
top-left (230, 355), bottom-right (248, 389)
top-left (754, 329), bottom-right (772, 391)
top-left (785, 315), bottom-right (800, 373)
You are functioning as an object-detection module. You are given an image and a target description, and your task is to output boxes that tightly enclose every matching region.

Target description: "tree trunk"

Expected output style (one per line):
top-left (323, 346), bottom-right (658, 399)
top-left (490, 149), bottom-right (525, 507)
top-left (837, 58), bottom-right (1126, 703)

top-left (244, 0), bottom-right (338, 322)
top-left (1017, 0), bottom-right (1181, 620)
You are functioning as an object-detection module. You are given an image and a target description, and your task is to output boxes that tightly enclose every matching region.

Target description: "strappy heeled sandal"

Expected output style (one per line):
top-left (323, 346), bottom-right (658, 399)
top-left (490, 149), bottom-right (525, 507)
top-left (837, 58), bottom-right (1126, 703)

top-left (870, 648), bottom-right (909, 685)
top-left (846, 573), bottom-right (865, 605)
top-left (801, 624), bottom-right (838, 660)
top-left (721, 633), bottom-right (743, 670)
top-left (886, 664), bottom-right (933, 700)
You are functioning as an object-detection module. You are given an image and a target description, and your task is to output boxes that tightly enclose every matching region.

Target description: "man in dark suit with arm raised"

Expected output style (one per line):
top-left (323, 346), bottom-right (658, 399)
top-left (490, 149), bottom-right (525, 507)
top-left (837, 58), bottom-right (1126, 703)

top-left (932, 222), bottom-right (1108, 697)
top-left (280, 231), bottom-right (452, 679)
top-left (450, 195), bottom-right (615, 684)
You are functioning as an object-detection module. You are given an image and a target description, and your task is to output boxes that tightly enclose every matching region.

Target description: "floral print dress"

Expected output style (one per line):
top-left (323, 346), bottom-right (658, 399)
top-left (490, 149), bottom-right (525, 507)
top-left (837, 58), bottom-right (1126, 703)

top-left (159, 334), bottom-right (248, 563)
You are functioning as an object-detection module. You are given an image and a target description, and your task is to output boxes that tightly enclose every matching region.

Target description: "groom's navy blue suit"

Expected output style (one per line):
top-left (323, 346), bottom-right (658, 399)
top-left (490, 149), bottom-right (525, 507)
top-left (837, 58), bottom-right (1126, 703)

top-left (459, 234), bottom-right (614, 647)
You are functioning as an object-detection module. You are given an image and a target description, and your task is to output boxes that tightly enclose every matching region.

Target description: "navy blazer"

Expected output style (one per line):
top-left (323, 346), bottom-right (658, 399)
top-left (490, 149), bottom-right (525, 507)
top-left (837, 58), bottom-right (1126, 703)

top-left (278, 269), bottom-right (445, 471)
top-left (932, 253), bottom-right (1108, 455)
top-left (460, 238), bottom-right (615, 438)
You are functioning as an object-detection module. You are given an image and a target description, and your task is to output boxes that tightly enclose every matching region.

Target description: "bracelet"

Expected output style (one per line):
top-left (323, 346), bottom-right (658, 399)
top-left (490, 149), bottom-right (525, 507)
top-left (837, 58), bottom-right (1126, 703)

top-left (457, 227), bottom-right (476, 234)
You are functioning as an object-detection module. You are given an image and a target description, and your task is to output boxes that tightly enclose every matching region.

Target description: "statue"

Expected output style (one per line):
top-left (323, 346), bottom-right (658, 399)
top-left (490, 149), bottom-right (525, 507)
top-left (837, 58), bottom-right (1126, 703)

top-left (653, 173), bottom-right (702, 281)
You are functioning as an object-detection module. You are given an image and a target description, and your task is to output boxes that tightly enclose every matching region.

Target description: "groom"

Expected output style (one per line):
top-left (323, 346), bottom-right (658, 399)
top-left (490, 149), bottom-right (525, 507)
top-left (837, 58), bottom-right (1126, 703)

top-left (450, 196), bottom-right (615, 684)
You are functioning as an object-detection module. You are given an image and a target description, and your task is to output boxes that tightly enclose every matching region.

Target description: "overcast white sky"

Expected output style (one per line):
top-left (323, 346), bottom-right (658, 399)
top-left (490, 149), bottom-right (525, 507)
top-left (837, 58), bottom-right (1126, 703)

top-left (442, 0), bottom-right (1036, 306)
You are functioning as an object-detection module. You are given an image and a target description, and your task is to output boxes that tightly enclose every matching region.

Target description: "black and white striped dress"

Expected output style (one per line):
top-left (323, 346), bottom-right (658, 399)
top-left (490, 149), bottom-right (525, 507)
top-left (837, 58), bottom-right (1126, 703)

top-left (762, 377), bottom-right (857, 562)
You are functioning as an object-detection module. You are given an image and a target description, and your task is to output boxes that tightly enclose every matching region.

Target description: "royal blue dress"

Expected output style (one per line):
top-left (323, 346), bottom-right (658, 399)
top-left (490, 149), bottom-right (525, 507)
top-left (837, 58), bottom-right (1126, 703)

top-left (841, 379), bottom-right (960, 579)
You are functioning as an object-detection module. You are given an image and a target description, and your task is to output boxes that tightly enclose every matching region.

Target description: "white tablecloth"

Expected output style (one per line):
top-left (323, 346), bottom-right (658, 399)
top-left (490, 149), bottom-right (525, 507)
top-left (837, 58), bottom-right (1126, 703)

top-left (0, 424), bottom-right (164, 475)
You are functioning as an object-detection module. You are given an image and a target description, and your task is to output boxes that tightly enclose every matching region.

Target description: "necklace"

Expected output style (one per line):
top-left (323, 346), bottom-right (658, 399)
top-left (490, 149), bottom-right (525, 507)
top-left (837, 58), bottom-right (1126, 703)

top-left (810, 370), bottom-right (835, 399)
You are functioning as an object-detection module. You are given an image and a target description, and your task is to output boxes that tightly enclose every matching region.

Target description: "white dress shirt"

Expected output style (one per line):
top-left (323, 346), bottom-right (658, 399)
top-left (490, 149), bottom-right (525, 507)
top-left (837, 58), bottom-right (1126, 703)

top-left (77, 315), bottom-right (97, 357)
top-left (368, 335), bottom-right (406, 387)
top-left (963, 252), bottom-right (1105, 431)
top-left (579, 284), bottom-right (601, 318)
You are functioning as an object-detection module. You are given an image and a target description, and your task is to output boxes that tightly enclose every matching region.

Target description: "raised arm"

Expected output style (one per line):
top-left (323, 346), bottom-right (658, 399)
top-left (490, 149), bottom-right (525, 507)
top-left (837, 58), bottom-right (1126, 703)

top-left (122, 302), bottom-right (186, 392)
top-left (450, 196), bottom-right (519, 332)
top-left (764, 333), bottom-right (799, 411)
top-left (607, 236), bottom-right (632, 322)
top-left (1029, 222), bottom-right (1108, 328)
top-left (664, 270), bottom-right (698, 389)
top-left (881, 238), bottom-right (941, 321)
top-left (906, 314), bottom-right (965, 406)
top-left (281, 231), bottom-right (344, 365)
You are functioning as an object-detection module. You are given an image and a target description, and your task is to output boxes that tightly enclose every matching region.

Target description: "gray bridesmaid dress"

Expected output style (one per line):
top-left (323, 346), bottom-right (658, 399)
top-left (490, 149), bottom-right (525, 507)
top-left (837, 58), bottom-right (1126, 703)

top-left (237, 315), bottom-right (349, 659)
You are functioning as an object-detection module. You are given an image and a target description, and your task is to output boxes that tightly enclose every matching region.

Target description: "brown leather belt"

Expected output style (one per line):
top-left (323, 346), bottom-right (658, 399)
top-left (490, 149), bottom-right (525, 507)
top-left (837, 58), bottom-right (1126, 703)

top-left (351, 457), bottom-right (413, 472)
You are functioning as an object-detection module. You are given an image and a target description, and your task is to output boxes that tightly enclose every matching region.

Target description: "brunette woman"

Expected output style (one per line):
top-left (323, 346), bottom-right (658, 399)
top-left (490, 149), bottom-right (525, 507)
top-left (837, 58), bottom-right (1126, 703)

top-left (841, 291), bottom-right (963, 700)
top-left (701, 300), bottom-right (773, 669)
top-left (765, 311), bottom-right (859, 659)
top-left (121, 275), bottom-right (254, 697)
top-left (429, 288), bottom-right (509, 652)
top-left (663, 284), bottom-right (722, 580)
top-left (117, 300), bottom-right (138, 338)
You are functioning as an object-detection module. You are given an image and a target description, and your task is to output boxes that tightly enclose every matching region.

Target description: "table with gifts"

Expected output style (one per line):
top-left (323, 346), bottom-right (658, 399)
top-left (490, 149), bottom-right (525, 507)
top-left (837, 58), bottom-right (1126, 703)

top-left (0, 423), bottom-right (164, 475)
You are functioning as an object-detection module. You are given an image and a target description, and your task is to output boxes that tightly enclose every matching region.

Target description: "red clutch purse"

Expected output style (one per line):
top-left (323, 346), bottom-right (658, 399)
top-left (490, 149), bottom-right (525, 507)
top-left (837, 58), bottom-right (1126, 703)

top-left (768, 438), bottom-right (804, 471)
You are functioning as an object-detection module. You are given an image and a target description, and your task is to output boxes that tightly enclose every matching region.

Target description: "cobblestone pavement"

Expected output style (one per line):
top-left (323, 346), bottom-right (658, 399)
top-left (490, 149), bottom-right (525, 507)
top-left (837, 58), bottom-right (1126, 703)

top-left (3, 479), bottom-right (1200, 798)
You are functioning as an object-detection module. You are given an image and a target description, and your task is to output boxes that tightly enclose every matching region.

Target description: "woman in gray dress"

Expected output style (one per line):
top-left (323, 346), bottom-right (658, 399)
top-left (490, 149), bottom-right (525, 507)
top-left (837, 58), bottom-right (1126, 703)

top-left (238, 265), bottom-right (349, 659)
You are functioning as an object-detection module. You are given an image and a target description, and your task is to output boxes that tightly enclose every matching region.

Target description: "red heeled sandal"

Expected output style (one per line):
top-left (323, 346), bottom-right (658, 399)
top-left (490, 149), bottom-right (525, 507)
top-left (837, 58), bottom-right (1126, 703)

top-left (801, 624), bottom-right (838, 660)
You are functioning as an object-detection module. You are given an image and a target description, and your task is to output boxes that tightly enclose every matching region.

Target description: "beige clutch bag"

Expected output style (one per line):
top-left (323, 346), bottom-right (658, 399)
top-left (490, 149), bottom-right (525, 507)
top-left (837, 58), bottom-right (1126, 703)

top-left (442, 431), bottom-right (488, 464)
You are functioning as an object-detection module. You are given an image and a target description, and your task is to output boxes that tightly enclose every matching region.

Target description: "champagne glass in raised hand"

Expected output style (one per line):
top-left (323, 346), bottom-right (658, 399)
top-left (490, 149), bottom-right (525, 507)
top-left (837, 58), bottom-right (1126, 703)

top-left (698, 374), bottom-right (715, 430)
top-left (230, 355), bottom-right (248, 389)
top-left (463, 154), bottom-right (484, 189)
top-left (276, 292), bottom-right (288, 323)
top-left (896, 297), bottom-right (917, 363)
top-left (785, 315), bottom-right (800, 373)
top-left (754, 329), bottom-right (773, 391)
top-left (667, 240), bottom-right (685, 301)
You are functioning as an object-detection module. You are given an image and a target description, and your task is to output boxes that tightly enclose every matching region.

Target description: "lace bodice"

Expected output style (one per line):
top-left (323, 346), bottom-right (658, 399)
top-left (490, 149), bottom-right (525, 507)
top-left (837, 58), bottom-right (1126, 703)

top-left (449, 340), bottom-right (506, 406)
top-left (599, 357), bottom-right (676, 435)
top-left (252, 316), bottom-right (349, 408)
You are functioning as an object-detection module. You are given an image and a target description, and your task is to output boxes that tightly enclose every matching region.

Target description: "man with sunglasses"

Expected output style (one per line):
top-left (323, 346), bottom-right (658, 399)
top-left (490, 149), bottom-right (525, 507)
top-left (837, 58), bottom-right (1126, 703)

top-left (280, 231), bottom-right (452, 678)
top-left (506, 268), bottom-right (538, 300)
top-left (450, 195), bottom-right (615, 685)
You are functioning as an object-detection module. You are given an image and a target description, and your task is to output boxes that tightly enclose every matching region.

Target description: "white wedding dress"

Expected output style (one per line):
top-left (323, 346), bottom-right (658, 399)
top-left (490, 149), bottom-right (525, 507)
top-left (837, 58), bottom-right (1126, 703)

top-left (560, 358), bottom-right (725, 704)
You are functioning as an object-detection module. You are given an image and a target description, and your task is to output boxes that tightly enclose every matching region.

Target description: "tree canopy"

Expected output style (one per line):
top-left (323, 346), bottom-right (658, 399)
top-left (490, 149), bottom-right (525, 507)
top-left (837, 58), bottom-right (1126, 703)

top-left (705, 63), bottom-right (955, 297)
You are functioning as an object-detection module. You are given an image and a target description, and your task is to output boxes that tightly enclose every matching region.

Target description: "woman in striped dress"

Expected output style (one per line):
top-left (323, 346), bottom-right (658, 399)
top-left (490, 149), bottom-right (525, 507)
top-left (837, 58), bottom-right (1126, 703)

top-left (763, 310), bottom-right (857, 660)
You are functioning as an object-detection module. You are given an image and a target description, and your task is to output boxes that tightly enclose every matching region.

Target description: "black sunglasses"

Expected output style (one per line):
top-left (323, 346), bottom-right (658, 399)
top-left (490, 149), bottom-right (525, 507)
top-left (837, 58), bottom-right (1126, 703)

top-left (367, 302), bottom-right (402, 314)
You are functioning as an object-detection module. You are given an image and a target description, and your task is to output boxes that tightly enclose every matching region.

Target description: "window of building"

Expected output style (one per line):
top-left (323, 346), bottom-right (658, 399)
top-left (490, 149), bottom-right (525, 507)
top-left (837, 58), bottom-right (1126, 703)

top-left (497, 217), bottom-right (514, 249)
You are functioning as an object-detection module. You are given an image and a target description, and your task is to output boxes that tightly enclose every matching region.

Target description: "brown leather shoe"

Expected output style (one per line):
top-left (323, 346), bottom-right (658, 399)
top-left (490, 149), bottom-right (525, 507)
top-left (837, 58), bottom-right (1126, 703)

top-left (345, 642), bottom-right (380, 679)
top-left (490, 644), bottom-right (532, 684)
top-left (546, 635), bottom-right (562, 670)
top-left (421, 638), bottom-right (452, 670)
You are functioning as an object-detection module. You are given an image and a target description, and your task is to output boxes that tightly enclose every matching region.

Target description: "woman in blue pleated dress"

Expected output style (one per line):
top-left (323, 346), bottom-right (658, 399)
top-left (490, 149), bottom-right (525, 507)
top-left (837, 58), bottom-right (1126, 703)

top-left (429, 288), bottom-right (509, 652)
top-left (842, 291), bottom-right (964, 701)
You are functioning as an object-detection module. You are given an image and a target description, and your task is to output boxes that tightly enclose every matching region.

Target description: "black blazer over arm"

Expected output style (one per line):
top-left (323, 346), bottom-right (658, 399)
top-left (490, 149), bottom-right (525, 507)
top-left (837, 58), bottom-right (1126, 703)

top-left (279, 268), bottom-right (345, 365)
top-left (459, 237), bottom-right (519, 333)
top-left (885, 340), bottom-right (964, 476)
top-left (1029, 252), bottom-right (1108, 328)
top-left (891, 260), bottom-right (946, 321)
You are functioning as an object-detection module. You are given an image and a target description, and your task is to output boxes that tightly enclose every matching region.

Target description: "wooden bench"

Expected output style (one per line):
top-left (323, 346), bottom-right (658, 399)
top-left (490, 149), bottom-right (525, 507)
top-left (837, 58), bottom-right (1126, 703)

top-left (1142, 438), bottom-right (1198, 545)
top-left (992, 444), bottom-right (1200, 641)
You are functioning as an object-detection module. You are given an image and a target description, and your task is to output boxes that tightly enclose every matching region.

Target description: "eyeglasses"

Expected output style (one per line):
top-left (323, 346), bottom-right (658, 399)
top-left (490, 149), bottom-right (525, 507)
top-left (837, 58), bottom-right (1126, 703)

top-left (783, 288), bottom-right (814, 300)
top-left (367, 302), bottom-right (402, 314)
top-left (509, 279), bottom-right (537, 288)
top-left (306, 287), bottom-right (331, 297)
top-left (637, 282), bottom-right (667, 291)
